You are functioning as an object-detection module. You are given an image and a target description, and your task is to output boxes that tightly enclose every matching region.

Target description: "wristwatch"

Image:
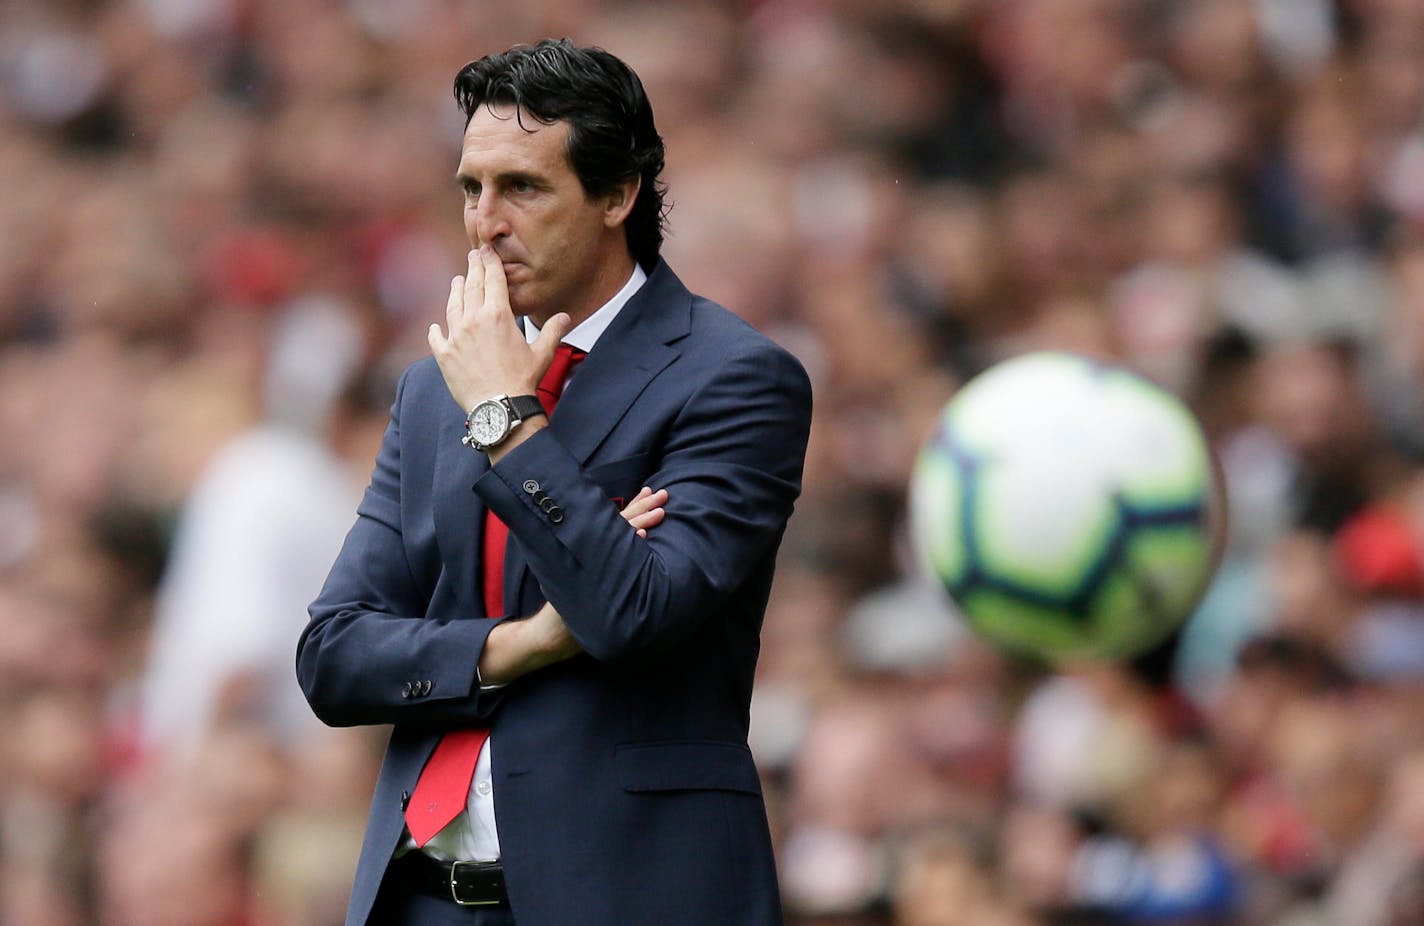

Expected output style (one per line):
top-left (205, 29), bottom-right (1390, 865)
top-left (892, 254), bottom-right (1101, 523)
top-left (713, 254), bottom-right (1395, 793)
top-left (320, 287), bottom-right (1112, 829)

top-left (462, 394), bottom-right (545, 452)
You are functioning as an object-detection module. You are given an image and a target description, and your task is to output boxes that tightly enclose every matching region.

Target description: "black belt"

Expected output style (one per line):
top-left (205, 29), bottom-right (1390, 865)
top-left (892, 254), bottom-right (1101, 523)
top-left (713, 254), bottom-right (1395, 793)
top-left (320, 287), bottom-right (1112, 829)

top-left (392, 852), bottom-right (508, 906)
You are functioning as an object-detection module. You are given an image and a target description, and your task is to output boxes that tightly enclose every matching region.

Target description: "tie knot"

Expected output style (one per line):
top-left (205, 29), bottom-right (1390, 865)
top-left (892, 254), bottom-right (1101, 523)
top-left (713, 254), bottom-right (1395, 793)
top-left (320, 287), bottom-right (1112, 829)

top-left (537, 344), bottom-right (587, 414)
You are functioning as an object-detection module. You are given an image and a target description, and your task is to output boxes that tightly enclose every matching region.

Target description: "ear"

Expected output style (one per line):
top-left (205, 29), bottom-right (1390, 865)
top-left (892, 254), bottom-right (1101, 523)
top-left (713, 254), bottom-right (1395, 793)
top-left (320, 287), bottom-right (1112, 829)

top-left (602, 175), bottom-right (641, 229)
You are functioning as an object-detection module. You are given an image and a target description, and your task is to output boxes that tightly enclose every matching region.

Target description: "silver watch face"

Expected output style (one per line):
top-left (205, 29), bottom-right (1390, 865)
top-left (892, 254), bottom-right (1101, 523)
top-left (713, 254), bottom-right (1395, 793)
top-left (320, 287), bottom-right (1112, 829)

top-left (467, 400), bottom-right (510, 448)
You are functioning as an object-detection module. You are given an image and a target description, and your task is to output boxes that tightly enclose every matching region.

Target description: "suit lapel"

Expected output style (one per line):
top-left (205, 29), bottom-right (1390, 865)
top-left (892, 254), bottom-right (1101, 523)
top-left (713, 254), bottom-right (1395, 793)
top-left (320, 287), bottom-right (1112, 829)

top-left (546, 261), bottom-right (689, 464)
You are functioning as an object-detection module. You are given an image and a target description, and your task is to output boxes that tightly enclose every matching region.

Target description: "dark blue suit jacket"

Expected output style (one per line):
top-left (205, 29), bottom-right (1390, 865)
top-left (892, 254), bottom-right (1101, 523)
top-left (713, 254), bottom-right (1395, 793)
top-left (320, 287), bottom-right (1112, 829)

top-left (298, 261), bottom-right (812, 925)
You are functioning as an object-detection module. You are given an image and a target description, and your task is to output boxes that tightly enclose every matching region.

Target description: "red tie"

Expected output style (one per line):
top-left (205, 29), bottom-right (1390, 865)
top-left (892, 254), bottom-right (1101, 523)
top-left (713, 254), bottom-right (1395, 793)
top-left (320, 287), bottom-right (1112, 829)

top-left (405, 344), bottom-right (587, 848)
top-left (481, 345), bottom-right (587, 619)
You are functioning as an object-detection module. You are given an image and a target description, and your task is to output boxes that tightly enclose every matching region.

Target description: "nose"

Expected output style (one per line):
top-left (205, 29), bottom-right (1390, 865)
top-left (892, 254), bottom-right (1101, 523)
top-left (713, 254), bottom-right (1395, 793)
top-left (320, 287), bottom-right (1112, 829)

top-left (472, 194), bottom-right (510, 247)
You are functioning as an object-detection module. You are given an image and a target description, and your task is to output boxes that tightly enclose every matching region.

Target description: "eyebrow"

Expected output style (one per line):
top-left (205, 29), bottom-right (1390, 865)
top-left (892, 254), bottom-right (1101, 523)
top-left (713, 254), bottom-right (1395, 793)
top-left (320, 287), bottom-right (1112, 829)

top-left (454, 170), bottom-right (544, 189)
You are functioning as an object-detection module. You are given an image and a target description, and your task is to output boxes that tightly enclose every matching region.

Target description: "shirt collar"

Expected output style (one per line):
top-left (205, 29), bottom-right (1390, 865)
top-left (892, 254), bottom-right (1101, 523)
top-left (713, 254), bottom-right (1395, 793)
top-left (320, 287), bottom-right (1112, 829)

top-left (524, 263), bottom-right (648, 352)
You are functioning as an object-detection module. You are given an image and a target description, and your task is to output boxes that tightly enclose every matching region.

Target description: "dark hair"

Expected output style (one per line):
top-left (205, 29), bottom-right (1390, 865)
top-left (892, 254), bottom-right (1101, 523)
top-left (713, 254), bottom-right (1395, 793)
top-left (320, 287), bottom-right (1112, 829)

top-left (453, 38), bottom-right (668, 270)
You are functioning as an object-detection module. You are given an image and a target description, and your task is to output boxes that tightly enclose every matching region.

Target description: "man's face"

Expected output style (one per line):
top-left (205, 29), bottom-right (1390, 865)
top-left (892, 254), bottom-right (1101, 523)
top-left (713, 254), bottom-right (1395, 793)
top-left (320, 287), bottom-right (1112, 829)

top-left (456, 103), bottom-right (619, 326)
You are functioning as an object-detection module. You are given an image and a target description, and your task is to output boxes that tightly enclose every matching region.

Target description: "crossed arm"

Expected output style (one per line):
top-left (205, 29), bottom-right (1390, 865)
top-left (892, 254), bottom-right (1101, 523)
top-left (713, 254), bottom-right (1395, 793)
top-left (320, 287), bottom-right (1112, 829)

top-left (476, 486), bottom-right (667, 686)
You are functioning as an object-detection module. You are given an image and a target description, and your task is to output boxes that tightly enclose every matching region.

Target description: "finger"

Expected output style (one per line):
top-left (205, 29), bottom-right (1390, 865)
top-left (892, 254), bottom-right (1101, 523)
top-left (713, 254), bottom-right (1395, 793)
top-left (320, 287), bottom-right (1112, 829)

top-left (446, 275), bottom-right (463, 331)
top-left (623, 505), bottom-right (653, 526)
top-left (636, 528), bottom-right (648, 538)
top-left (628, 507), bottom-right (665, 531)
top-left (530, 311), bottom-right (573, 373)
top-left (427, 323), bottom-right (446, 354)
top-left (619, 487), bottom-right (668, 523)
top-left (462, 250), bottom-right (484, 318)
top-left (629, 488), bottom-right (669, 516)
top-left (479, 245), bottom-right (510, 316)
top-left (618, 487), bottom-right (656, 519)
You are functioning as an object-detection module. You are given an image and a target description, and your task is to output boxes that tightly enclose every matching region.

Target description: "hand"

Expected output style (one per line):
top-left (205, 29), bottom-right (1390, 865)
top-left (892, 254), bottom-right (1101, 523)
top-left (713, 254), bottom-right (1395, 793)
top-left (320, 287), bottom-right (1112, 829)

top-left (428, 246), bottom-right (572, 412)
top-left (620, 486), bottom-right (669, 538)
top-left (477, 488), bottom-right (669, 684)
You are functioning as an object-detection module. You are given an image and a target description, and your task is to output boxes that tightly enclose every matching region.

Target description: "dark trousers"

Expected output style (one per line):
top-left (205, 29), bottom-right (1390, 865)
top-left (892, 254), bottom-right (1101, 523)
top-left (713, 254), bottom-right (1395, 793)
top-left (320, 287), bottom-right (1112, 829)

top-left (369, 875), bottom-right (516, 926)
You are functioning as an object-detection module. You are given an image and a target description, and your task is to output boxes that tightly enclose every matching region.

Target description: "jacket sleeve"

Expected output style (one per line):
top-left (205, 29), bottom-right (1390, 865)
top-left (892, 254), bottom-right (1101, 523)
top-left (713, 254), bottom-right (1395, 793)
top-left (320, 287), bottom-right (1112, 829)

top-left (476, 340), bottom-right (812, 665)
top-left (296, 368), bottom-right (504, 728)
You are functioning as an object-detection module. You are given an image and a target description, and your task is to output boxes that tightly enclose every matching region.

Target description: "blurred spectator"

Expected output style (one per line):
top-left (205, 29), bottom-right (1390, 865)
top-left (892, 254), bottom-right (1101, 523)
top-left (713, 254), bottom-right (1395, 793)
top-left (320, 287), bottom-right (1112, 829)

top-left (137, 297), bottom-right (382, 761)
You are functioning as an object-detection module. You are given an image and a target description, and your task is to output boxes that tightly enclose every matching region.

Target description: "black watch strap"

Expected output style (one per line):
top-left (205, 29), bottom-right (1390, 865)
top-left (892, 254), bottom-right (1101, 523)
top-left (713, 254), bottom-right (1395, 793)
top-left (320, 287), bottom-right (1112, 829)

top-left (507, 394), bottom-right (545, 423)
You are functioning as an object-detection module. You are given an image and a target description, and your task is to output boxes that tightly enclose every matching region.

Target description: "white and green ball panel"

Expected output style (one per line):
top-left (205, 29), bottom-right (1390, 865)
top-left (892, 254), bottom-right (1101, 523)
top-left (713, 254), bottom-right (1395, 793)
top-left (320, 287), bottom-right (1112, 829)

top-left (910, 351), bottom-right (1220, 661)
top-left (915, 437), bottom-right (1214, 657)
top-left (951, 533), bottom-right (1206, 662)
top-left (945, 353), bottom-right (1213, 508)
top-left (913, 420), bottom-right (1215, 618)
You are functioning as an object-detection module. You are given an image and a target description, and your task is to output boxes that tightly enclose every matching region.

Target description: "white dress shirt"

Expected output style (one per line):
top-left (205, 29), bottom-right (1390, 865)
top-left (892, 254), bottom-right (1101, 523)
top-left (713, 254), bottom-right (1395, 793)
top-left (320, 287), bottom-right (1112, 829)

top-left (411, 263), bottom-right (648, 862)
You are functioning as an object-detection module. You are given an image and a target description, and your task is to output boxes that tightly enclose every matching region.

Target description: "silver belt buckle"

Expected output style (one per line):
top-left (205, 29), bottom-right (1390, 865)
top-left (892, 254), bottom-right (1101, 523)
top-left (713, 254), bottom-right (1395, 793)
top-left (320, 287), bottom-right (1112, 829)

top-left (450, 859), bottom-right (500, 906)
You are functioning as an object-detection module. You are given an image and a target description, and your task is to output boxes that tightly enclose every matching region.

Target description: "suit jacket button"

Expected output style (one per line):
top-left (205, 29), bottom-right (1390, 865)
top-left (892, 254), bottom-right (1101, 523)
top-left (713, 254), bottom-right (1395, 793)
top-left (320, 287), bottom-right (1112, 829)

top-left (421, 680), bottom-right (433, 695)
top-left (401, 682), bottom-right (413, 699)
top-left (539, 497), bottom-right (557, 513)
top-left (523, 480), bottom-right (540, 494)
top-left (548, 507), bottom-right (564, 523)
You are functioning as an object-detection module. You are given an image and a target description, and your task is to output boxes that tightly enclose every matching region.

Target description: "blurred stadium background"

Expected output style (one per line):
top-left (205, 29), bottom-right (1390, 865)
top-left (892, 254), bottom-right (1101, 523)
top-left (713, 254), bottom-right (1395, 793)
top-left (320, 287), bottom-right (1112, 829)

top-left (3, 0), bottom-right (1424, 924)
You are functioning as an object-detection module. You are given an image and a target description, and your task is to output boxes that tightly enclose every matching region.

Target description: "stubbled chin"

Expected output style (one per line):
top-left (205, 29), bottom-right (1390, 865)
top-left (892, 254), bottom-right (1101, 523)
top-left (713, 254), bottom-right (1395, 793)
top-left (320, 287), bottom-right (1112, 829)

top-left (505, 282), bottom-right (540, 321)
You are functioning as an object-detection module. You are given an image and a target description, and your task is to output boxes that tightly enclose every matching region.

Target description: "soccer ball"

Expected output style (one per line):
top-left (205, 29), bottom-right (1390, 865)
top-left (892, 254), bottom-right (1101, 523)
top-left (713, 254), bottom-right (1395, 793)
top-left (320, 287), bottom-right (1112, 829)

top-left (909, 352), bottom-right (1224, 662)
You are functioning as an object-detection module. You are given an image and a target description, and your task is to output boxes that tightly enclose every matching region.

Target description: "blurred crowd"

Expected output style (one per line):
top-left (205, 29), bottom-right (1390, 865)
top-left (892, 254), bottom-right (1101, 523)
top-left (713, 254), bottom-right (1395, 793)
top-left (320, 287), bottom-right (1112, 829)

top-left (3, 0), bottom-right (1424, 924)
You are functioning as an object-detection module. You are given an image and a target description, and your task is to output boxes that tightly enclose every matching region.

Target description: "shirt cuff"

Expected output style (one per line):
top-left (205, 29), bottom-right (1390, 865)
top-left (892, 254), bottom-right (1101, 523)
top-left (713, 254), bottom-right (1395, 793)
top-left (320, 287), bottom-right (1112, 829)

top-left (475, 666), bottom-right (507, 692)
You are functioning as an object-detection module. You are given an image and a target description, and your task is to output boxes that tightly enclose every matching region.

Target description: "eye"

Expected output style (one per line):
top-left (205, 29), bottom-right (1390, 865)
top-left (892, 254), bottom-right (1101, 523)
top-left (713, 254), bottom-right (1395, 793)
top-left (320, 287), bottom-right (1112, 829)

top-left (461, 180), bottom-right (480, 201)
top-left (510, 178), bottom-right (535, 195)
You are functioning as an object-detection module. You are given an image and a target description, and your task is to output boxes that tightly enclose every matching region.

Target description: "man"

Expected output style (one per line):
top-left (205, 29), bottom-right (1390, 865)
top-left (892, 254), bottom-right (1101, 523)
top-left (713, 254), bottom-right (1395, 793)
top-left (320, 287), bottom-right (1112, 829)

top-left (297, 39), bottom-right (812, 926)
